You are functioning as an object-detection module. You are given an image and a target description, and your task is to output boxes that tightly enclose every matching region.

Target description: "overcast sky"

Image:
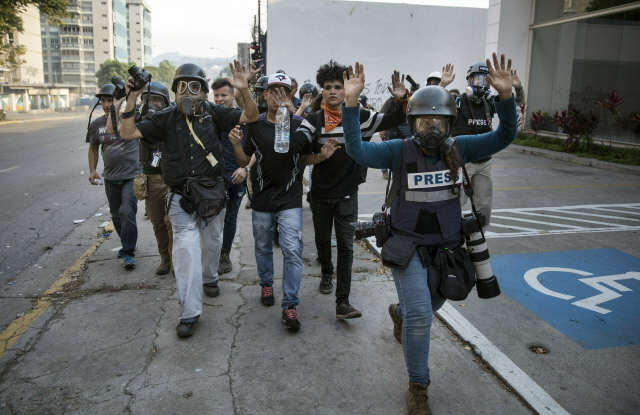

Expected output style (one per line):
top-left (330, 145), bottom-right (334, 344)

top-left (149, 0), bottom-right (488, 59)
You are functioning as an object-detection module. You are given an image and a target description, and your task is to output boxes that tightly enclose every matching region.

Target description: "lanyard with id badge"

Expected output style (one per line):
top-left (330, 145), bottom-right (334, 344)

top-left (186, 116), bottom-right (218, 168)
top-left (151, 150), bottom-right (161, 167)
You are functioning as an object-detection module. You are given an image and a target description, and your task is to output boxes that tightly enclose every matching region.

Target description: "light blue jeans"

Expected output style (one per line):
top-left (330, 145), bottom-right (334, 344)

top-left (252, 208), bottom-right (303, 309)
top-left (168, 193), bottom-right (225, 321)
top-left (392, 252), bottom-right (447, 386)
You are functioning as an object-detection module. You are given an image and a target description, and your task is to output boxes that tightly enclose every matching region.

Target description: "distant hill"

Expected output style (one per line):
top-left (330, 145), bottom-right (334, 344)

top-left (151, 53), bottom-right (238, 76)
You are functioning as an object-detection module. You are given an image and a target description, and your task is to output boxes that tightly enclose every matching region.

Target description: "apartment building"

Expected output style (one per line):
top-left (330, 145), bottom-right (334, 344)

top-left (126, 0), bottom-right (152, 67)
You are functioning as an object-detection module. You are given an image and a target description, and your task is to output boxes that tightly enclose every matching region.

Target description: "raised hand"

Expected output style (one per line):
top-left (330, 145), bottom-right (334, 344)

top-left (272, 87), bottom-right (294, 114)
top-left (511, 69), bottom-right (522, 89)
top-left (344, 62), bottom-right (365, 107)
top-left (300, 93), bottom-right (313, 108)
top-left (229, 125), bottom-right (244, 146)
top-left (226, 59), bottom-right (249, 91)
top-left (486, 53), bottom-right (513, 100)
top-left (387, 70), bottom-right (407, 100)
top-left (320, 138), bottom-right (342, 160)
top-left (249, 59), bottom-right (264, 82)
top-left (439, 63), bottom-right (455, 87)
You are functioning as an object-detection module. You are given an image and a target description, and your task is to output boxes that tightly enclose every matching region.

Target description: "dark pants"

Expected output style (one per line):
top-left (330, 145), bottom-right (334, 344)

top-left (145, 175), bottom-right (172, 262)
top-left (105, 178), bottom-right (138, 257)
top-left (223, 176), bottom-right (246, 250)
top-left (309, 192), bottom-right (358, 304)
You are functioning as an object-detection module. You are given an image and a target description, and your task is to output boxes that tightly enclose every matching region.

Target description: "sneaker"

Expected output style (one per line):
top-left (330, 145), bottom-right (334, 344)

top-left (176, 320), bottom-right (198, 338)
top-left (203, 283), bottom-right (220, 298)
top-left (389, 303), bottom-right (403, 344)
top-left (156, 259), bottom-right (171, 275)
top-left (281, 306), bottom-right (301, 329)
top-left (336, 302), bottom-right (362, 319)
top-left (261, 286), bottom-right (275, 306)
top-left (218, 249), bottom-right (232, 274)
top-left (319, 274), bottom-right (333, 294)
top-left (122, 256), bottom-right (135, 269)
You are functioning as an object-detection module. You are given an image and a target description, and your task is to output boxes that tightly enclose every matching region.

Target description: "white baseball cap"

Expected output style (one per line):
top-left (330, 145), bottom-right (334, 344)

top-left (267, 73), bottom-right (292, 91)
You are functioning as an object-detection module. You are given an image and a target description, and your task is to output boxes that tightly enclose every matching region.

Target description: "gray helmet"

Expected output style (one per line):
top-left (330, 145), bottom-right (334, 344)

top-left (95, 84), bottom-right (115, 99)
top-left (171, 63), bottom-right (209, 93)
top-left (141, 81), bottom-right (171, 106)
top-left (255, 76), bottom-right (269, 92)
top-left (298, 83), bottom-right (318, 99)
top-left (406, 86), bottom-right (457, 135)
top-left (466, 62), bottom-right (490, 79)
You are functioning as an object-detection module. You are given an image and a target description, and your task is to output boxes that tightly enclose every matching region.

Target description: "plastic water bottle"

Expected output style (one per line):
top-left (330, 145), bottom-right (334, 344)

top-left (274, 103), bottom-right (290, 153)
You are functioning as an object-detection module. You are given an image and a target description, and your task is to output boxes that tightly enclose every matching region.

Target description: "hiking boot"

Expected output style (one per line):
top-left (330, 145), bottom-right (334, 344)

top-left (319, 274), bottom-right (333, 294)
top-left (261, 286), bottom-right (275, 306)
top-left (336, 302), bottom-right (362, 319)
top-left (218, 248), bottom-right (232, 274)
top-left (156, 259), bottom-right (171, 275)
top-left (203, 283), bottom-right (220, 298)
top-left (406, 381), bottom-right (431, 415)
top-left (122, 256), bottom-right (135, 269)
top-left (281, 306), bottom-right (301, 330)
top-left (389, 303), bottom-right (403, 344)
top-left (176, 320), bottom-right (198, 338)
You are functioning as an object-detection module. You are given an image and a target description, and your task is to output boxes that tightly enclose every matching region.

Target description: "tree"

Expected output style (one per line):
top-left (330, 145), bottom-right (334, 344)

top-left (95, 59), bottom-right (135, 88)
top-left (0, 0), bottom-right (68, 70)
top-left (143, 59), bottom-right (176, 87)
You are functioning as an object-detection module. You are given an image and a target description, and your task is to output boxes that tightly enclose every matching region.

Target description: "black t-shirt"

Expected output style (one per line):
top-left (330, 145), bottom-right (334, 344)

top-left (243, 113), bottom-right (310, 212)
top-left (293, 104), bottom-right (405, 198)
top-left (136, 103), bottom-right (242, 186)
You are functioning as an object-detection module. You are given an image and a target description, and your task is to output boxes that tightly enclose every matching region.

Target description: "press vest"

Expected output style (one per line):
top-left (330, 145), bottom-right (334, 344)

top-left (160, 105), bottom-right (225, 187)
top-left (389, 138), bottom-right (464, 246)
top-left (451, 94), bottom-right (495, 136)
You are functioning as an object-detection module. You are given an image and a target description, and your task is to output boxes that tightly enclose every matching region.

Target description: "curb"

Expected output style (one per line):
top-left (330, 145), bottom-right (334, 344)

top-left (508, 144), bottom-right (640, 176)
top-left (0, 114), bottom-right (89, 126)
top-left (362, 237), bottom-right (568, 415)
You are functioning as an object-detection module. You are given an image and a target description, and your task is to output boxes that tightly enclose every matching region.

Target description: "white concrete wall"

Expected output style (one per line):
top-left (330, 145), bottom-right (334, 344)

top-left (267, 0), bottom-right (488, 110)
top-left (13, 6), bottom-right (44, 84)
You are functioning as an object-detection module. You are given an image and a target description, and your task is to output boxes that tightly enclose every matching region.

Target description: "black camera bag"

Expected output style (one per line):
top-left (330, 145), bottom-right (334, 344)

top-left (426, 245), bottom-right (476, 301)
top-left (381, 234), bottom-right (417, 269)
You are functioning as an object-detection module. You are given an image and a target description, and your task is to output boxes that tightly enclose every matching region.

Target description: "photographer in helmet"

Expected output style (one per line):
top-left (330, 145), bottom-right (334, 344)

top-left (440, 62), bottom-right (525, 227)
top-left (340, 53), bottom-right (518, 415)
top-left (119, 61), bottom-right (259, 338)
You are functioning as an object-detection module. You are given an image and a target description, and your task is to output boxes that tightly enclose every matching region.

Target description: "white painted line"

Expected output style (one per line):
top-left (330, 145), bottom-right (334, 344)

top-left (590, 207), bottom-right (640, 216)
top-left (437, 303), bottom-right (571, 415)
top-left (513, 211), bottom-right (626, 228)
top-left (77, 145), bottom-right (88, 150)
top-left (491, 215), bottom-right (586, 229)
top-left (0, 165), bottom-right (19, 173)
top-left (484, 227), bottom-right (640, 239)
top-left (488, 223), bottom-right (542, 232)
top-left (546, 209), bottom-right (639, 222)
top-left (493, 203), bottom-right (640, 213)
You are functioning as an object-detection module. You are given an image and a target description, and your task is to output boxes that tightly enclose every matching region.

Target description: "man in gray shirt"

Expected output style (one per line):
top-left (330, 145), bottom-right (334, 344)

top-left (88, 84), bottom-right (141, 268)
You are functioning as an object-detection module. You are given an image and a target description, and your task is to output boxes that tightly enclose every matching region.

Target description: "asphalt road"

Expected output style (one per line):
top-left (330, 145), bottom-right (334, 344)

top-left (0, 119), bottom-right (107, 286)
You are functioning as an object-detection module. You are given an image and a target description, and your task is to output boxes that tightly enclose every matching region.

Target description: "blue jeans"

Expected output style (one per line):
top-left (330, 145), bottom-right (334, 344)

top-left (392, 252), bottom-right (447, 386)
top-left (223, 177), bottom-right (246, 250)
top-left (252, 208), bottom-right (303, 309)
top-left (104, 179), bottom-right (138, 258)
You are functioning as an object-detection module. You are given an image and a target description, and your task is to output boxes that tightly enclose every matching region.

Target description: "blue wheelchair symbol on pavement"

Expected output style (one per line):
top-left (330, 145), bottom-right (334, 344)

top-left (491, 249), bottom-right (640, 350)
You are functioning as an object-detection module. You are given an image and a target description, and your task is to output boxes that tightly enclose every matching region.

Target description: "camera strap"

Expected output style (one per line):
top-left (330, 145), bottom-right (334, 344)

top-left (461, 162), bottom-right (485, 238)
top-left (85, 100), bottom-right (101, 143)
top-left (109, 104), bottom-right (119, 137)
top-left (139, 77), bottom-right (152, 117)
top-left (383, 150), bottom-right (404, 212)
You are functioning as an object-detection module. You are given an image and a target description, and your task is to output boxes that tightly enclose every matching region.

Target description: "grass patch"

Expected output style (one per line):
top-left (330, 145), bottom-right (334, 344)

top-left (513, 132), bottom-right (640, 166)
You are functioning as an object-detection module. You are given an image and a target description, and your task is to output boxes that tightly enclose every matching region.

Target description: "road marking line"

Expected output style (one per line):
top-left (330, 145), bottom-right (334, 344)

top-left (484, 227), bottom-right (640, 238)
top-left (494, 203), bottom-right (640, 212)
top-left (589, 207), bottom-right (640, 216)
top-left (437, 303), bottom-right (571, 415)
top-left (0, 165), bottom-right (19, 173)
top-left (77, 145), bottom-right (88, 150)
top-left (487, 223), bottom-right (542, 232)
top-left (491, 215), bottom-right (587, 229)
top-left (513, 211), bottom-right (627, 228)
top-left (493, 164), bottom-right (573, 168)
top-left (546, 209), bottom-right (639, 222)
top-left (0, 239), bottom-right (103, 358)
top-left (495, 183), bottom-right (640, 190)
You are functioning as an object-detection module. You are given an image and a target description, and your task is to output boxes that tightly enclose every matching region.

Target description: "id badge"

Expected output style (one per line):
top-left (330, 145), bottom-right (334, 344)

top-left (151, 150), bottom-right (161, 167)
top-left (206, 152), bottom-right (218, 167)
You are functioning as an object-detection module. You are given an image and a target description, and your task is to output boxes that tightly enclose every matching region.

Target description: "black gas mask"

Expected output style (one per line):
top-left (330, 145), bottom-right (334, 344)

top-left (176, 80), bottom-right (207, 116)
top-left (466, 73), bottom-right (491, 102)
top-left (413, 116), bottom-right (454, 155)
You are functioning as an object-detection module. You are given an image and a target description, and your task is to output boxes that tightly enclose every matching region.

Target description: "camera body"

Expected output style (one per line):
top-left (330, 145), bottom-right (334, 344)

top-left (461, 210), bottom-right (500, 299)
top-left (128, 65), bottom-right (152, 92)
top-left (351, 212), bottom-right (390, 248)
top-left (111, 76), bottom-right (126, 100)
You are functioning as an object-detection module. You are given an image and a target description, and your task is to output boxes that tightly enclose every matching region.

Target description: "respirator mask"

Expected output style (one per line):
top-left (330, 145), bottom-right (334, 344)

top-left (413, 116), bottom-right (454, 155)
top-left (141, 96), bottom-right (164, 119)
top-left (176, 80), bottom-right (207, 116)
top-left (465, 73), bottom-right (491, 101)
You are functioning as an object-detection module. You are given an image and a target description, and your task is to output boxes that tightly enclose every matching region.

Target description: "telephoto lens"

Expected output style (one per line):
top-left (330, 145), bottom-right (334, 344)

top-left (111, 76), bottom-right (126, 100)
top-left (462, 212), bottom-right (501, 299)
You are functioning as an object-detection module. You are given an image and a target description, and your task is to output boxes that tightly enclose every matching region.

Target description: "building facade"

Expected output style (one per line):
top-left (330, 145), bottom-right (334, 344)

top-left (126, 0), bottom-right (152, 67)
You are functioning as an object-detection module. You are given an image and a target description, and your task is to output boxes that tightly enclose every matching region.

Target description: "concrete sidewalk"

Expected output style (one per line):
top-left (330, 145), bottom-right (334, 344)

top-left (0, 193), bottom-right (530, 414)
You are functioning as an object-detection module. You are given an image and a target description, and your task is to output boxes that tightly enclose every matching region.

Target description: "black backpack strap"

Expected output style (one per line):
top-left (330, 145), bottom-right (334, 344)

top-left (383, 149), bottom-right (404, 212)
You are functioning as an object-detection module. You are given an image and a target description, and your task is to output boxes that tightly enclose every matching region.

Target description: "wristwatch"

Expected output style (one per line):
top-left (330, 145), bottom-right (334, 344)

top-left (246, 166), bottom-right (251, 172)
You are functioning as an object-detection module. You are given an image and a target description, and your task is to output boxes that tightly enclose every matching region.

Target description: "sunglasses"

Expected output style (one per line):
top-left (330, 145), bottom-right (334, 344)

top-left (177, 80), bottom-right (202, 95)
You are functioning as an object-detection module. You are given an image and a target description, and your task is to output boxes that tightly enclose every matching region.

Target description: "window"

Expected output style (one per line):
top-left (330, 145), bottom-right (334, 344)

top-left (102, 14), bottom-right (107, 17)
top-left (136, 22), bottom-right (140, 24)
top-left (83, 27), bottom-right (93, 34)
top-left (44, 75), bottom-right (49, 83)
top-left (50, 38), bottom-right (58, 44)
top-left (52, 62), bottom-right (60, 70)
top-left (137, 39), bottom-right (140, 42)
top-left (83, 39), bottom-right (93, 45)
top-left (104, 51), bottom-right (108, 54)
top-left (102, 26), bottom-right (107, 30)
top-left (103, 39), bottom-right (108, 42)
top-left (84, 51), bottom-right (94, 58)
top-left (137, 48), bottom-right (141, 51)
top-left (101, 1), bottom-right (106, 4)
top-left (43, 63), bottom-right (48, 71)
